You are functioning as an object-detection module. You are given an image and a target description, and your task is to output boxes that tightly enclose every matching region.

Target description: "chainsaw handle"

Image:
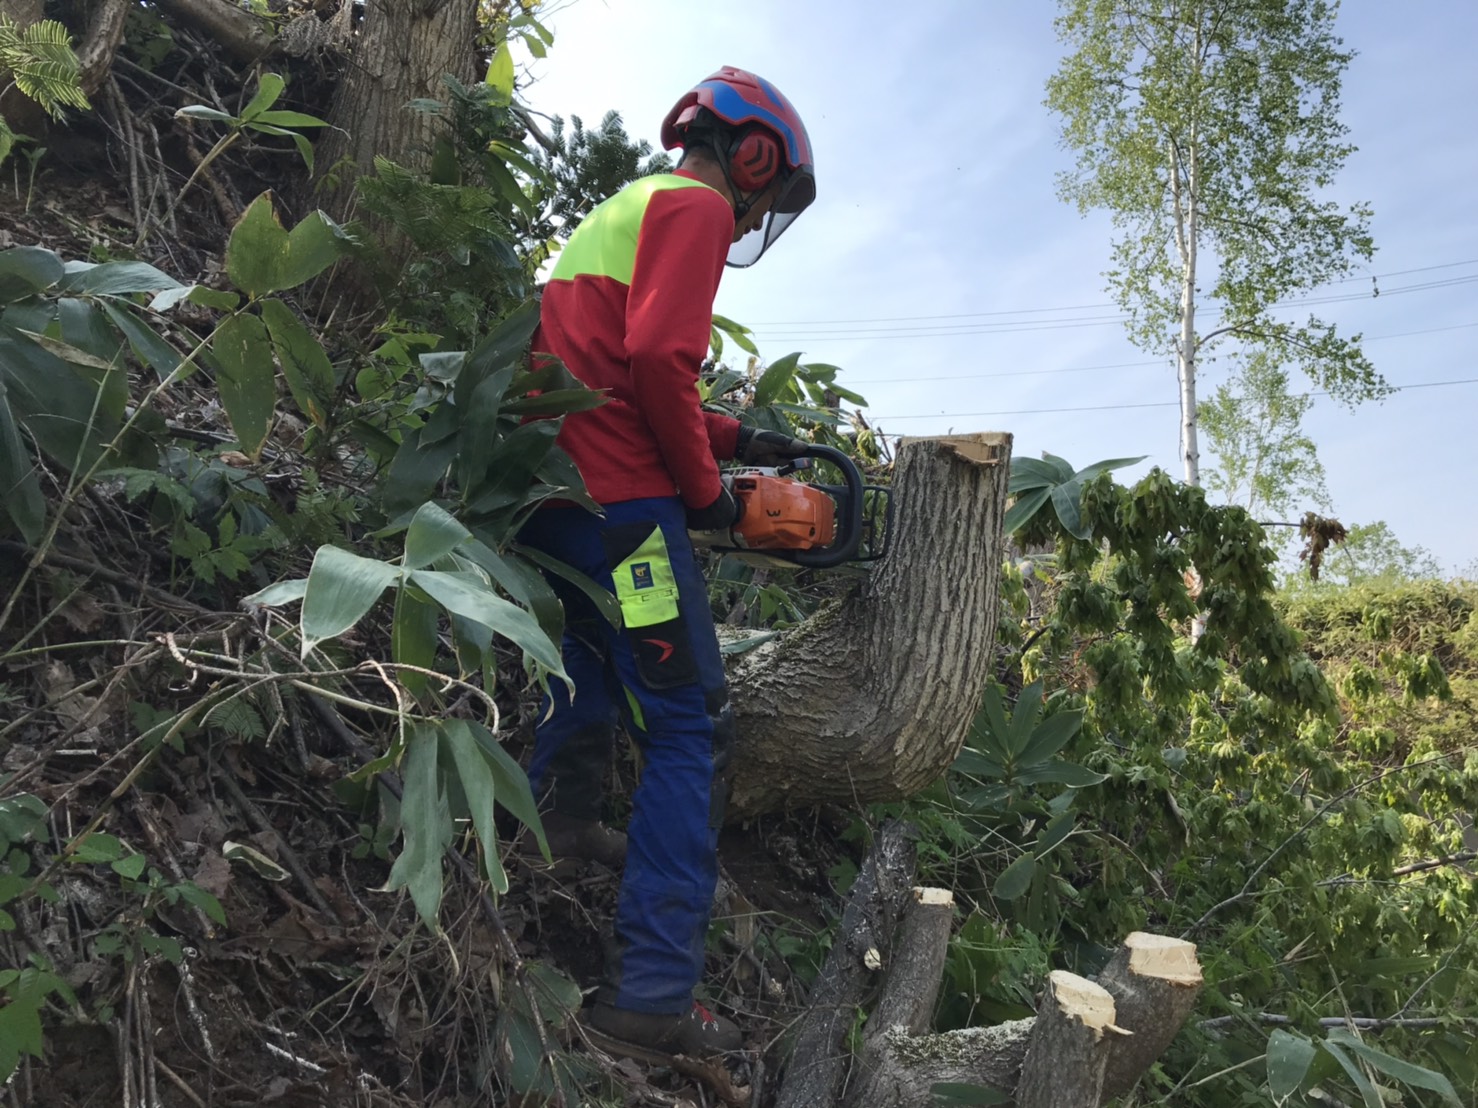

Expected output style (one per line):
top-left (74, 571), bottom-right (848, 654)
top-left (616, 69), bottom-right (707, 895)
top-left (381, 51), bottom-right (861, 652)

top-left (785, 443), bottom-right (864, 569)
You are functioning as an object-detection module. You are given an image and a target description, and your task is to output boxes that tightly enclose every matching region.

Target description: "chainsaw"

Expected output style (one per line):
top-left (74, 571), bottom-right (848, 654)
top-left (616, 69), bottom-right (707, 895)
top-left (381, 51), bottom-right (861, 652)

top-left (697, 444), bottom-right (891, 569)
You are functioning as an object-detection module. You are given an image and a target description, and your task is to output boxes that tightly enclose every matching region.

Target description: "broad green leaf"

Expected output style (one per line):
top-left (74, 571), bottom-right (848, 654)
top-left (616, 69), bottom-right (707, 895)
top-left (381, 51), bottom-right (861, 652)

top-left (457, 366), bottom-right (516, 490)
top-left (98, 300), bottom-right (184, 381)
top-left (261, 297), bottom-right (335, 427)
top-left (0, 981), bottom-right (43, 1081)
top-left (514, 541), bottom-right (621, 627)
top-left (176, 883), bottom-right (227, 925)
top-left (392, 585), bottom-right (439, 698)
top-left (952, 747), bottom-right (1007, 778)
top-left (0, 246), bottom-right (63, 303)
top-left (1008, 455), bottom-right (1067, 493)
top-left (1002, 486), bottom-right (1051, 534)
top-left (712, 313), bottom-right (759, 356)
top-left (525, 961), bottom-right (582, 1023)
top-left (1013, 761), bottom-right (1108, 788)
top-left (992, 854), bottom-right (1036, 901)
top-left (252, 109), bottom-right (329, 128)
top-left (56, 298), bottom-right (122, 362)
top-left (1072, 455), bottom-right (1147, 482)
top-left (1018, 710), bottom-right (1085, 766)
top-left (384, 723), bottom-right (451, 928)
top-left (1051, 480), bottom-right (1090, 540)
top-left (438, 720), bottom-right (509, 893)
top-left (1039, 451), bottom-right (1077, 483)
top-left (382, 426), bottom-right (459, 518)
top-left (227, 193), bottom-right (290, 298)
top-left (1325, 1028), bottom-right (1462, 1106)
top-left (1033, 809), bottom-right (1077, 857)
top-left (753, 351), bottom-right (803, 409)
top-left (972, 685), bottom-right (1012, 756)
top-left (403, 501), bottom-right (471, 569)
top-left (409, 569), bottom-right (565, 680)
top-left (465, 721), bottom-right (546, 855)
top-left (70, 832), bottom-right (124, 863)
top-left (174, 105), bottom-right (234, 122)
top-left (0, 334), bottom-right (117, 473)
top-left (500, 387), bottom-right (604, 417)
top-left (485, 40), bottom-right (514, 100)
top-left (458, 299), bottom-right (541, 406)
top-left (243, 578), bottom-right (308, 607)
top-left (212, 314), bottom-right (277, 458)
top-left (1006, 680), bottom-right (1043, 757)
top-left (111, 852), bottom-right (147, 880)
top-left (1267, 1029), bottom-right (1317, 1103)
top-left (239, 72), bottom-right (286, 121)
top-left (0, 390), bottom-right (45, 542)
top-left (300, 545), bottom-right (401, 656)
top-left (58, 259), bottom-right (181, 297)
top-left (1320, 1041), bottom-right (1384, 1108)
top-left (462, 420), bottom-right (560, 523)
top-left (281, 210), bottom-right (352, 289)
top-left (458, 542), bottom-right (563, 641)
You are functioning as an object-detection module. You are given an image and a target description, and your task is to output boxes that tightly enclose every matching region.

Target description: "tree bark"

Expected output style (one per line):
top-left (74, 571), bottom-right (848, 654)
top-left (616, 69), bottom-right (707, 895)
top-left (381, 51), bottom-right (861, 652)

top-left (313, 0), bottom-right (479, 221)
top-left (1096, 932), bottom-right (1203, 1100)
top-left (1014, 972), bottom-right (1122, 1108)
top-left (729, 432), bottom-right (1011, 816)
top-left (774, 820), bottom-right (917, 1108)
top-left (846, 931), bottom-right (1202, 1108)
top-left (149, 0), bottom-right (276, 65)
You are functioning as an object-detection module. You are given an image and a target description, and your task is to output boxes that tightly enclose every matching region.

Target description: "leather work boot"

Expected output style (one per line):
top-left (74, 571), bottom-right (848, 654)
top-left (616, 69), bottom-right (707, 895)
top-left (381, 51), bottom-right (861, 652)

top-left (583, 999), bottom-right (743, 1061)
top-left (521, 811), bottom-right (627, 868)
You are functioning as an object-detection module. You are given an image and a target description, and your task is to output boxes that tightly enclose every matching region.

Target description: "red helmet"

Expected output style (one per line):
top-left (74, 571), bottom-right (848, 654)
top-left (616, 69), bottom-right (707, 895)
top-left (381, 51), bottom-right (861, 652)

top-left (662, 66), bottom-right (816, 266)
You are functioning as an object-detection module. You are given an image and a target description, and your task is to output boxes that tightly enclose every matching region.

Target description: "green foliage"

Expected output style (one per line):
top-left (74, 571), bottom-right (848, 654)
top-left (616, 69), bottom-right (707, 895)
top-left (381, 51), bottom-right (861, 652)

top-left (1288, 520), bottom-right (1446, 590)
top-left (532, 110), bottom-right (674, 237)
top-left (175, 72), bottom-right (327, 179)
top-left (907, 461), bottom-right (1476, 1106)
top-left (1046, 0), bottom-right (1382, 486)
top-left (1005, 451), bottom-right (1144, 539)
top-left (1201, 348), bottom-right (1331, 526)
top-left (0, 15), bottom-right (89, 167)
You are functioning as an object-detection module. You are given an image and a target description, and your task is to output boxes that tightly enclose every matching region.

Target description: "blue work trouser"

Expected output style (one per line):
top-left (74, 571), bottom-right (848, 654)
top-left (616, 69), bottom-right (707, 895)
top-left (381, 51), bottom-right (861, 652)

top-left (519, 497), bottom-right (734, 1015)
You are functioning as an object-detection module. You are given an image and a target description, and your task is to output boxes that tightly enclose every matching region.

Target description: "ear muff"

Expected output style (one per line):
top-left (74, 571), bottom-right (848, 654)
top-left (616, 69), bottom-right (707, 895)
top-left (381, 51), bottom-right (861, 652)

top-left (728, 128), bottom-right (781, 193)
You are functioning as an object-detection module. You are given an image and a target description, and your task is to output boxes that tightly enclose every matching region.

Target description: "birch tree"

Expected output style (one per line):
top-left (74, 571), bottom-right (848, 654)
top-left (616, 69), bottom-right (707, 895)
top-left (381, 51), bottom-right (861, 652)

top-left (1045, 0), bottom-right (1382, 486)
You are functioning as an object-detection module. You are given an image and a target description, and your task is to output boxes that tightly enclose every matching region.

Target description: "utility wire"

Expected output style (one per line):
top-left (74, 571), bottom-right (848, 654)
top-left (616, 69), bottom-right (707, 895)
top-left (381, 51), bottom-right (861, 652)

top-left (750, 275), bottom-right (1478, 340)
top-left (867, 376), bottom-right (1478, 423)
top-left (744, 257), bottom-right (1478, 328)
top-left (840, 320), bottom-right (1478, 385)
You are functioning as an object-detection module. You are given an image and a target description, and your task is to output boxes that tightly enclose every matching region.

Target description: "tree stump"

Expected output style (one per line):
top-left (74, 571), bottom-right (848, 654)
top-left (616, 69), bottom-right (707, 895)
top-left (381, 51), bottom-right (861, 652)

top-left (1014, 971), bottom-right (1124, 1108)
top-left (729, 432), bottom-right (1012, 816)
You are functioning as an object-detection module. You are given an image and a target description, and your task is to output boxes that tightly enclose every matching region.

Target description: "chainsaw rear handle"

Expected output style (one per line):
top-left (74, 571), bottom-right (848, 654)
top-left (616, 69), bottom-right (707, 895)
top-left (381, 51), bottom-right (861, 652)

top-left (784, 443), bottom-right (863, 569)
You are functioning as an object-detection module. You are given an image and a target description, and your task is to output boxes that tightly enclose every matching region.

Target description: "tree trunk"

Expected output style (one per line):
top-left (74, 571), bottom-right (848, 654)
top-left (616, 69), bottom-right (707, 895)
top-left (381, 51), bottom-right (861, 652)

top-left (313, 0), bottom-right (479, 221)
top-left (1014, 972), bottom-right (1121, 1108)
top-left (1, 0), bottom-right (46, 135)
top-left (729, 432), bottom-right (1011, 817)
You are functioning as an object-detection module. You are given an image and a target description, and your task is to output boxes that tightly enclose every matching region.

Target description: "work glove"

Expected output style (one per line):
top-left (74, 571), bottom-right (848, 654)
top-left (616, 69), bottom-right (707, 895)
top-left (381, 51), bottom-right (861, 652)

top-left (736, 426), bottom-right (809, 467)
top-left (685, 485), bottom-right (743, 532)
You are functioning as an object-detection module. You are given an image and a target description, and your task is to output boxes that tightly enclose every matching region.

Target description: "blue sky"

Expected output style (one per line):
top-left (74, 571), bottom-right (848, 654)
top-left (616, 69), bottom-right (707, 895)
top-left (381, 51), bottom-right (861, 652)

top-left (522, 1), bottom-right (1478, 573)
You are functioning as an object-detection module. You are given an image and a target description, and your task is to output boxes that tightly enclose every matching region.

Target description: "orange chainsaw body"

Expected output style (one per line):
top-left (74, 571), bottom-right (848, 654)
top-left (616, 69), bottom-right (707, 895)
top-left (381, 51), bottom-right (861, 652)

top-left (728, 472), bottom-right (837, 551)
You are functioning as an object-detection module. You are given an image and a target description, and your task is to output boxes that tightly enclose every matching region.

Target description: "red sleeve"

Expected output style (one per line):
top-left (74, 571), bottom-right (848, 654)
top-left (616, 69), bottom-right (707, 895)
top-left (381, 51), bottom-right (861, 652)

top-left (705, 412), bottom-right (742, 460)
top-left (626, 185), bottom-right (734, 508)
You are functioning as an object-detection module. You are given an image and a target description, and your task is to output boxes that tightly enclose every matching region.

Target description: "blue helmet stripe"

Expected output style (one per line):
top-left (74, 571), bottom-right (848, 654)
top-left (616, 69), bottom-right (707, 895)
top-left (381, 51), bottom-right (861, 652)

top-left (697, 80), bottom-right (803, 166)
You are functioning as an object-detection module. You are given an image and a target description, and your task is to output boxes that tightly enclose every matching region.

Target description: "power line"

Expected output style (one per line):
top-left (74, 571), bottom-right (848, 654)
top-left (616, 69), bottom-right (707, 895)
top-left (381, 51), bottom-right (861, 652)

top-left (866, 376), bottom-right (1478, 423)
top-left (744, 257), bottom-right (1478, 328)
top-left (840, 320), bottom-right (1478, 385)
top-left (750, 275), bottom-right (1478, 341)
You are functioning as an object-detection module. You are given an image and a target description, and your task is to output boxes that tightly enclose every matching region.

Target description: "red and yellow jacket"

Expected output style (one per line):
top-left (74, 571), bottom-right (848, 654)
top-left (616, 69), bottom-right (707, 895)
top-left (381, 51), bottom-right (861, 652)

top-left (533, 170), bottom-right (742, 509)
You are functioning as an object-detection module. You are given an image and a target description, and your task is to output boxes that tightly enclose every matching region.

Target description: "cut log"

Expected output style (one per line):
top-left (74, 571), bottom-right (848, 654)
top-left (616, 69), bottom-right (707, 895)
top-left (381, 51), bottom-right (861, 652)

top-left (773, 821), bottom-right (917, 1108)
top-left (1014, 971), bottom-right (1124, 1108)
top-left (1096, 932), bottom-right (1203, 1100)
top-left (864, 887), bottom-right (955, 1042)
top-left (847, 932), bottom-right (1203, 1108)
top-left (729, 432), bottom-right (1012, 816)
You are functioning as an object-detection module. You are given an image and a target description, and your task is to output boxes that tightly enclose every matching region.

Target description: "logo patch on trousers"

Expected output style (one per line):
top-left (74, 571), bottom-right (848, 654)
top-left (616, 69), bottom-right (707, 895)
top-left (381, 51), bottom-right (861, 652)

top-left (630, 562), bottom-right (654, 589)
top-left (642, 638), bottom-right (675, 662)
